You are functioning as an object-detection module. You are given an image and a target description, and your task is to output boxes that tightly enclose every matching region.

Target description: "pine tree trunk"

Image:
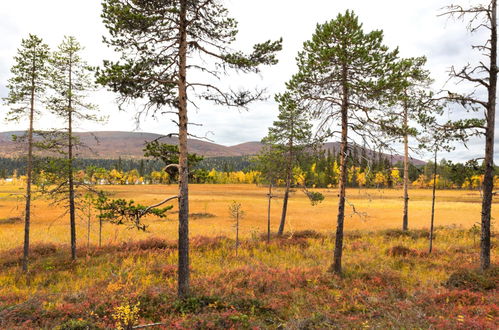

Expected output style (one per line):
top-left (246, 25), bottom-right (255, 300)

top-left (480, 0), bottom-right (497, 270)
top-left (22, 55), bottom-right (36, 273)
top-left (177, 0), bottom-right (190, 298)
top-left (429, 150), bottom-right (437, 253)
top-left (68, 52), bottom-right (77, 261)
top-left (278, 121), bottom-right (294, 236)
top-left (277, 175), bottom-right (291, 236)
top-left (332, 63), bottom-right (349, 274)
top-left (402, 104), bottom-right (409, 231)
top-left (267, 183), bottom-right (272, 244)
top-left (99, 211), bottom-right (102, 248)
top-left (235, 211), bottom-right (239, 256)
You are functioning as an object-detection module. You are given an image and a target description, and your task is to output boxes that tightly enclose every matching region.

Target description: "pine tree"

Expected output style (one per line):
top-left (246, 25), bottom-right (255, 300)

top-left (289, 11), bottom-right (401, 274)
top-left (3, 34), bottom-right (50, 272)
top-left (97, 0), bottom-right (282, 297)
top-left (262, 92), bottom-right (312, 236)
top-left (46, 36), bottom-right (100, 261)
top-left (380, 57), bottom-right (433, 231)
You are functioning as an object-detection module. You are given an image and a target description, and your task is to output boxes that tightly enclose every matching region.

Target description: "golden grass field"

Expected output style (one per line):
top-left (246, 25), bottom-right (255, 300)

top-left (0, 184), bottom-right (495, 252)
top-left (0, 184), bottom-right (497, 329)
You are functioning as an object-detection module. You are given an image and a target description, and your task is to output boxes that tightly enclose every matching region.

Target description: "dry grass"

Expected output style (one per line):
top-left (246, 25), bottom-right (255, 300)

top-left (0, 184), bottom-right (494, 251)
top-left (0, 184), bottom-right (497, 329)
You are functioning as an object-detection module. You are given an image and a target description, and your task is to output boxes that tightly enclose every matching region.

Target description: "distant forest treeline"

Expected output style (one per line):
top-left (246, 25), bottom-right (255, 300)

top-left (0, 150), bottom-right (492, 189)
top-left (0, 155), bottom-right (255, 177)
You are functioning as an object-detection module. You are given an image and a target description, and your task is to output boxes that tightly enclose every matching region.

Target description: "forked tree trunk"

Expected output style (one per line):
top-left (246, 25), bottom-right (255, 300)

top-left (177, 0), bottom-right (190, 298)
top-left (429, 150), bottom-right (437, 253)
top-left (23, 55), bottom-right (36, 273)
top-left (480, 0), bottom-right (497, 270)
top-left (332, 63), bottom-right (349, 274)
top-left (402, 104), bottom-right (409, 231)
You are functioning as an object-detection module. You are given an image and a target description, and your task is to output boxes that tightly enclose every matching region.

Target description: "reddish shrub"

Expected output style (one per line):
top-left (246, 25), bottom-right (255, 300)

top-left (386, 245), bottom-right (418, 257)
top-left (191, 236), bottom-right (229, 251)
top-left (122, 237), bottom-right (176, 251)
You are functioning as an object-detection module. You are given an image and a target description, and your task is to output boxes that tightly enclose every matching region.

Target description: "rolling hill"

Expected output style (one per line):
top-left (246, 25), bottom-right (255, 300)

top-left (0, 131), bottom-right (425, 165)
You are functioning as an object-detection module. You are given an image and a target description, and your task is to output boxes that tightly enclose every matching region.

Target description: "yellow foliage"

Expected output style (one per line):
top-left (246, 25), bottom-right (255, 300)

top-left (112, 301), bottom-right (140, 330)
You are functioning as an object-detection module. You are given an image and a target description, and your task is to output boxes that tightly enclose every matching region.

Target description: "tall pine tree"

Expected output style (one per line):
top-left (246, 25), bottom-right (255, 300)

top-left (46, 36), bottom-right (100, 261)
top-left (262, 92), bottom-right (312, 236)
top-left (97, 0), bottom-right (281, 297)
top-left (3, 34), bottom-right (50, 272)
top-left (289, 11), bottom-right (401, 274)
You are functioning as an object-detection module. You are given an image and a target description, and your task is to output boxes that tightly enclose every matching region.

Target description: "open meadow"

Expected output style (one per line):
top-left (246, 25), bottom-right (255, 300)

top-left (0, 184), bottom-right (497, 329)
top-left (0, 184), bottom-right (493, 250)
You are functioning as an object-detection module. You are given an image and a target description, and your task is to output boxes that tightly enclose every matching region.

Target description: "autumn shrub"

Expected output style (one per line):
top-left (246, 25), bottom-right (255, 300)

top-left (287, 312), bottom-right (335, 329)
top-left (445, 267), bottom-right (498, 291)
top-left (290, 230), bottom-right (326, 239)
top-left (191, 236), bottom-right (230, 251)
top-left (54, 318), bottom-right (99, 330)
top-left (121, 237), bottom-right (174, 251)
top-left (383, 228), bottom-right (430, 240)
top-left (172, 296), bottom-right (220, 314)
top-left (0, 242), bottom-right (59, 267)
top-left (386, 245), bottom-right (418, 257)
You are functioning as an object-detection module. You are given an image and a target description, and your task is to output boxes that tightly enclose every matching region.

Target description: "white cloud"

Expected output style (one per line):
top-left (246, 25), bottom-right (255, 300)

top-left (0, 0), bottom-right (494, 162)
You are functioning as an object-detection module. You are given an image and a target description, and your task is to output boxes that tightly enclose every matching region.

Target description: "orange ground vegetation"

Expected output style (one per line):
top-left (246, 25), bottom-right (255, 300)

top-left (0, 184), bottom-right (494, 251)
top-left (0, 184), bottom-right (496, 329)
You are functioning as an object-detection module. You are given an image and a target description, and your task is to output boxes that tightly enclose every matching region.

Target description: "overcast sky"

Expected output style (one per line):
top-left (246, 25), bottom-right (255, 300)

top-left (0, 0), bottom-right (495, 162)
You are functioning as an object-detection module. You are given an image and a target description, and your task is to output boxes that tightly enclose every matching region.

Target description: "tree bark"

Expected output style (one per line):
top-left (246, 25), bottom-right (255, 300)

top-left (278, 116), bottom-right (294, 236)
top-left (332, 63), bottom-right (349, 274)
top-left (177, 0), bottom-right (190, 298)
top-left (429, 150), bottom-right (437, 253)
top-left (480, 0), bottom-right (497, 270)
top-left (267, 183), bottom-right (272, 244)
top-left (68, 50), bottom-right (77, 261)
top-left (402, 103), bottom-right (409, 231)
top-left (22, 54), bottom-right (36, 273)
top-left (235, 211), bottom-right (239, 256)
top-left (278, 174), bottom-right (291, 236)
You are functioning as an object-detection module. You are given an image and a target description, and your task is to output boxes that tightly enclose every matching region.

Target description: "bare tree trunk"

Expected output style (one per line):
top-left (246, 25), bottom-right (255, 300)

top-left (87, 204), bottom-right (91, 252)
top-left (429, 150), bottom-right (437, 253)
top-left (99, 211), bottom-right (102, 248)
top-left (481, 0), bottom-right (497, 271)
top-left (235, 211), bottom-right (239, 256)
top-left (68, 52), bottom-right (77, 261)
top-left (22, 56), bottom-right (36, 273)
top-left (278, 119), bottom-right (294, 236)
top-left (177, 0), bottom-right (190, 298)
top-left (402, 104), bottom-right (409, 231)
top-left (277, 175), bottom-right (291, 236)
top-left (267, 183), bottom-right (272, 244)
top-left (331, 63), bottom-right (349, 274)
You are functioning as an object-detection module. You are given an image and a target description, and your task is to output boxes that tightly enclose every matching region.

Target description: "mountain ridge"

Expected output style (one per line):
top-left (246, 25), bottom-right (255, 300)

top-left (0, 131), bottom-right (426, 165)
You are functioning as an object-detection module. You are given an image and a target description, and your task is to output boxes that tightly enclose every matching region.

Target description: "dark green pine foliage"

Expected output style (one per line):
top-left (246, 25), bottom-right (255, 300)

top-left (262, 92), bottom-right (312, 236)
top-left (45, 36), bottom-right (100, 261)
top-left (143, 140), bottom-right (203, 181)
top-left (97, 0), bottom-right (282, 297)
top-left (3, 34), bottom-right (50, 273)
top-left (289, 11), bottom-right (402, 274)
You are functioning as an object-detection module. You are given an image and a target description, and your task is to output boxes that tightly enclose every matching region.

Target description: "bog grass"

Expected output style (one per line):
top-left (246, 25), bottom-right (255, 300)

top-left (0, 184), bottom-right (497, 329)
top-left (0, 184), bottom-right (492, 251)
